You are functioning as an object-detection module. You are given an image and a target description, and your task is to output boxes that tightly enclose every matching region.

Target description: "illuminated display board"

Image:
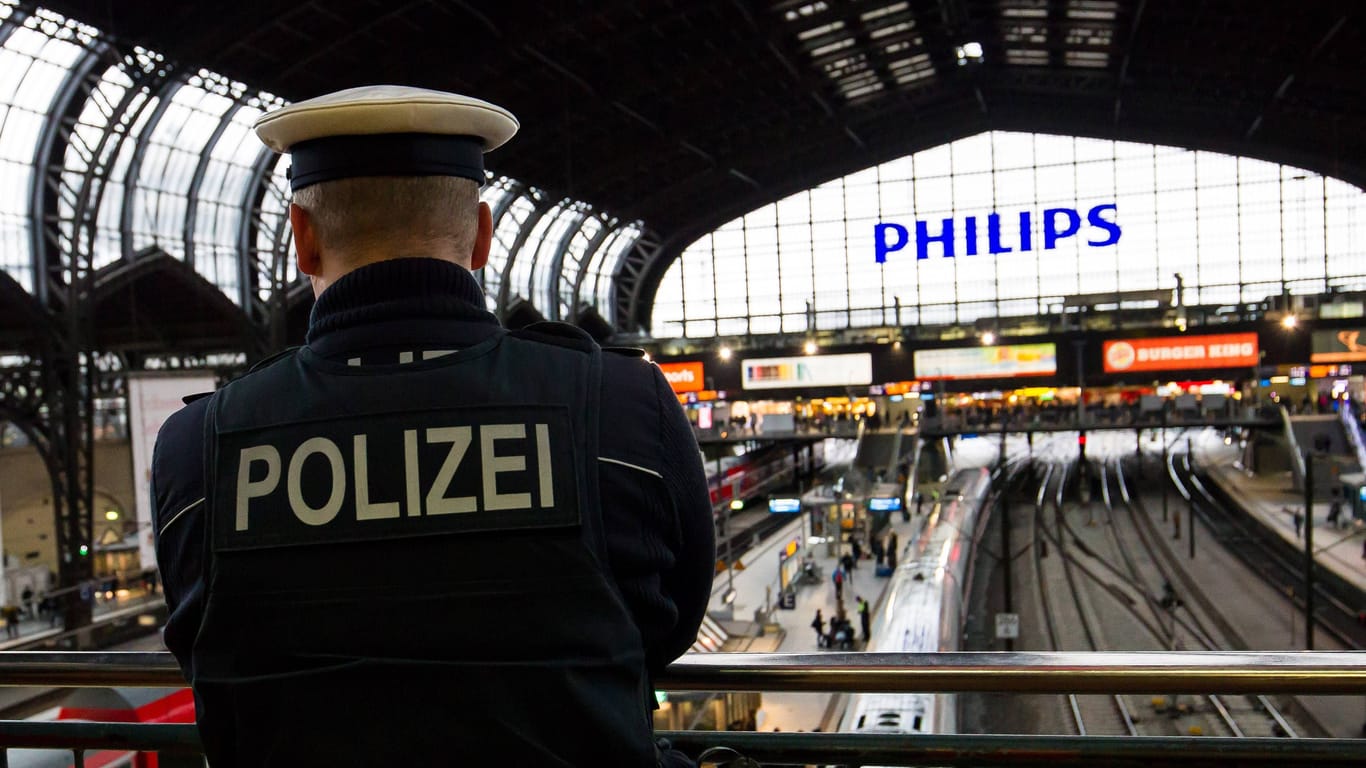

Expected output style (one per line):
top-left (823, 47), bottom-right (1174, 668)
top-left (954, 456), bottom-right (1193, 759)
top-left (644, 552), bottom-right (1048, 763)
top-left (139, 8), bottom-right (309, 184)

top-left (868, 497), bottom-right (902, 512)
top-left (769, 498), bottom-right (801, 514)
top-left (1311, 329), bottom-right (1366, 363)
top-left (914, 344), bottom-right (1057, 380)
top-left (742, 353), bottom-right (873, 390)
top-left (1103, 333), bottom-right (1258, 373)
top-left (657, 361), bottom-right (704, 393)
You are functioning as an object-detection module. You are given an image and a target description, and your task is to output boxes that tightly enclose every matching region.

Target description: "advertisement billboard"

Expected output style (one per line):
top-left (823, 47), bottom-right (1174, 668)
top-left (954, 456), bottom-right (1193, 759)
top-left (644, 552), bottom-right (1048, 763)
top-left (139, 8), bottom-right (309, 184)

top-left (914, 344), bottom-right (1057, 380)
top-left (742, 353), bottom-right (873, 390)
top-left (657, 361), bottom-right (704, 393)
top-left (1103, 333), bottom-right (1258, 373)
top-left (1311, 329), bottom-right (1366, 363)
top-left (128, 374), bottom-right (217, 570)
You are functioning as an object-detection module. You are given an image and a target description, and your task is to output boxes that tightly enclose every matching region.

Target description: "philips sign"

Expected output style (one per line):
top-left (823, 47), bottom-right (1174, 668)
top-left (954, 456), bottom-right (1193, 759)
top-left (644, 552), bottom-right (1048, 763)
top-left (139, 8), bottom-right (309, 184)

top-left (874, 203), bottom-right (1121, 263)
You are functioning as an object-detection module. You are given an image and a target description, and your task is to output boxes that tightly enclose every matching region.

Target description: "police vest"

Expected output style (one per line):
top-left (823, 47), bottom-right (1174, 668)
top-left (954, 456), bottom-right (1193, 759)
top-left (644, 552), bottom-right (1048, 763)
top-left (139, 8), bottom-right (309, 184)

top-left (192, 326), bottom-right (656, 767)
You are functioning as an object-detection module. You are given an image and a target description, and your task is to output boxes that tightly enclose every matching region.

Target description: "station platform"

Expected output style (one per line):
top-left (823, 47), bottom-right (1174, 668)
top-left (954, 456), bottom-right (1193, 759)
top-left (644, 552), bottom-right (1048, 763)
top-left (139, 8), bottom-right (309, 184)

top-left (702, 438), bottom-right (1002, 733)
top-left (1196, 434), bottom-right (1366, 597)
top-left (0, 588), bottom-right (165, 651)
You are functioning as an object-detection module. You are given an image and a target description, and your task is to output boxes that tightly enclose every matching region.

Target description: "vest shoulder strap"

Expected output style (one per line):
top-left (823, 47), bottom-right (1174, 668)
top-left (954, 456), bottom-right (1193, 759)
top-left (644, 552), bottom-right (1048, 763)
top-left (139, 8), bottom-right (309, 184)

top-left (509, 321), bottom-right (596, 354)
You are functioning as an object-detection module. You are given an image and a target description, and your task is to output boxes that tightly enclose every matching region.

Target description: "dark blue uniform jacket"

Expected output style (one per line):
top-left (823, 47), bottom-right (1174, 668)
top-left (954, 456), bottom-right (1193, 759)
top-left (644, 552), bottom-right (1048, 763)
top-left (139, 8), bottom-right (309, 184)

top-left (151, 257), bottom-right (714, 764)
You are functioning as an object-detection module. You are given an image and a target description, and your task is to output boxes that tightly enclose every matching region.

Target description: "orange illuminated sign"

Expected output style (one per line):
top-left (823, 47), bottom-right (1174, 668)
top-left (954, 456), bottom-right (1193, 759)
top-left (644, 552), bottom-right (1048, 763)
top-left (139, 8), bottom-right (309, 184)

top-left (1103, 333), bottom-right (1259, 373)
top-left (658, 361), bottom-right (704, 393)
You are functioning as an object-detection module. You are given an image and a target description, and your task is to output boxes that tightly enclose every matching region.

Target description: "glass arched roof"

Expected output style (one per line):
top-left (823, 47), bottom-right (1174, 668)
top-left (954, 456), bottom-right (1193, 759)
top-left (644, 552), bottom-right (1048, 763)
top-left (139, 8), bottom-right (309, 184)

top-left (652, 131), bottom-right (1366, 339)
top-left (0, 1), bottom-right (640, 323)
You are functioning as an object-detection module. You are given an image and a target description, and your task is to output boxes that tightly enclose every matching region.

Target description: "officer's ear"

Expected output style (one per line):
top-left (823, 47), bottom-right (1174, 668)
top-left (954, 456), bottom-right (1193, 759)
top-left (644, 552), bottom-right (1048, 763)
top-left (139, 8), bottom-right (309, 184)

top-left (290, 203), bottom-right (322, 277)
top-left (470, 201), bottom-right (492, 271)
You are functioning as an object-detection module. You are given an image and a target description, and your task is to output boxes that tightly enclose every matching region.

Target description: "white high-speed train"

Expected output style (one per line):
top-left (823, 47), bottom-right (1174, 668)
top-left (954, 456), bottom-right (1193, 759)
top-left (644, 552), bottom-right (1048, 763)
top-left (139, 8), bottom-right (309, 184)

top-left (840, 466), bottom-right (993, 736)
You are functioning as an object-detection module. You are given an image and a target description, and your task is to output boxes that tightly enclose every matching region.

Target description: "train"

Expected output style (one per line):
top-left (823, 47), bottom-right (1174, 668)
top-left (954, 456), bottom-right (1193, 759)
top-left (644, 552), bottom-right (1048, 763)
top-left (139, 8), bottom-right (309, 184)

top-left (706, 442), bottom-right (824, 510)
top-left (8, 688), bottom-right (194, 768)
top-left (839, 466), bottom-right (993, 736)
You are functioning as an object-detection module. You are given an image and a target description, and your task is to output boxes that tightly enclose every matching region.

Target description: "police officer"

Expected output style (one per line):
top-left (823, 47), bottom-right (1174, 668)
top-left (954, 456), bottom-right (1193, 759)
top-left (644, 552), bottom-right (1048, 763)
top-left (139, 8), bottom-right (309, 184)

top-left (151, 86), bottom-right (714, 767)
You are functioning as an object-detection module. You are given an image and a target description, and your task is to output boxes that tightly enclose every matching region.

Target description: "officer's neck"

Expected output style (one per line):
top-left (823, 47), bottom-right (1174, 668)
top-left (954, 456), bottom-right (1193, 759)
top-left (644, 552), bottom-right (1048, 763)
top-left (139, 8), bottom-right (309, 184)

top-left (313, 250), bottom-right (472, 298)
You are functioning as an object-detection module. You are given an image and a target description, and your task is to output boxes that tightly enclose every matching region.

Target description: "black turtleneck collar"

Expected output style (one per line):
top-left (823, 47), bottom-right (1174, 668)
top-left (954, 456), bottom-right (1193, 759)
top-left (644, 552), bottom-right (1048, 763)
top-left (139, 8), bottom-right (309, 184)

top-left (306, 258), bottom-right (501, 356)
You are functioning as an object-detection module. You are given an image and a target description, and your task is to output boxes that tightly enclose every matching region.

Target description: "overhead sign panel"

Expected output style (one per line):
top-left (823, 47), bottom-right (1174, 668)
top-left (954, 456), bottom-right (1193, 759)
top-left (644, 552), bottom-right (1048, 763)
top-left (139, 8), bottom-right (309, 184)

top-left (742, 353), bottom-right (873, 390)
top-left (657, 361), bottom-right (704, 393)
top-left (1311, 329), bottom-right (1366, 363)
top-left (914, 344), bottom-right (1057, 380)
top-left (1103, 333), bottom-right (1258, 373)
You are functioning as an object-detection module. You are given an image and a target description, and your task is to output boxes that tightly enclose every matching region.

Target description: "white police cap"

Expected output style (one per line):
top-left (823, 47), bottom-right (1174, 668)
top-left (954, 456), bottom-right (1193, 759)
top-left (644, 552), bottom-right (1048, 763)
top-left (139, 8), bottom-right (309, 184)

top-left (253, 85), bottom-right (519, 191)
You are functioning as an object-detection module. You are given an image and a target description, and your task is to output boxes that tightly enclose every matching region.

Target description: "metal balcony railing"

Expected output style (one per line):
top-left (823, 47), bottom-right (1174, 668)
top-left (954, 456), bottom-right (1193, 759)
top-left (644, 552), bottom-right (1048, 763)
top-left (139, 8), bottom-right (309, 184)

top-left (2, 651), bottom-right (1365, 766)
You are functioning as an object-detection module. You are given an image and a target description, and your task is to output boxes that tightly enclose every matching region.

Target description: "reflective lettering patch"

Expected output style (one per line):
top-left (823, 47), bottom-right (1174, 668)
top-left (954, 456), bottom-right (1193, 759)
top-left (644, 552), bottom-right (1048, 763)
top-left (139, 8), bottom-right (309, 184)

top-left (213, 405), bottom-right (579, 551)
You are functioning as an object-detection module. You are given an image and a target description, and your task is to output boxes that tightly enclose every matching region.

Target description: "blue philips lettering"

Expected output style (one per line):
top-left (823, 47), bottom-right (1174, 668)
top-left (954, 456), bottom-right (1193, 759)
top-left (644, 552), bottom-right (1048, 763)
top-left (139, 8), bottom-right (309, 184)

top-left (873, 202), bottom-right (1120, 263)
top-left (915, 218), bottom-right (954, 259)
top-left (874, 222), bottom-right (909, 263)
top-left (987, 213), bottom-right (1011, 254)
top-left (1044, 208), bottom-right (1082, 249)
top-left (1087, 204), bottom-right (1121, 246)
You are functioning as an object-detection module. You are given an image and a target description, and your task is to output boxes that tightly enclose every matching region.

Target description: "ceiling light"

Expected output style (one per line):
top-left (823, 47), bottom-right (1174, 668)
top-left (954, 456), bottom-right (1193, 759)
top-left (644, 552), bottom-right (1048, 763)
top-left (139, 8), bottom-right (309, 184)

top-left (1281, 314), bottom-right (1298, 330)
top-left (718, 346), bottom-right (733, 361)
top-left (803, 340), bottom-right (819, 355)
top-left (981, 331), bottom-right (996, 345)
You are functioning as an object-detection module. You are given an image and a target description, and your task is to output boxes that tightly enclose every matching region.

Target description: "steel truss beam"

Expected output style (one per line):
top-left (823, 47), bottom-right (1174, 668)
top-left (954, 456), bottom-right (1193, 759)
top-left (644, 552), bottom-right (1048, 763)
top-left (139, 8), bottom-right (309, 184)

top-left (565, 220), bottom-right (615, 323)
top-left (183, 103), bottom-right (243, 271)
top-left (611, 229), bottom-right (660, 334)
top-left (236, 145), bottom-right (288, 354)
top-left (495, 195), bottom-right (557, 320)
top-left (22, 20), bottom-right (178, 626)
top-left (478, 180), bottom-right (525, 294)
top-left (538, 209), bottom-right (587, 322)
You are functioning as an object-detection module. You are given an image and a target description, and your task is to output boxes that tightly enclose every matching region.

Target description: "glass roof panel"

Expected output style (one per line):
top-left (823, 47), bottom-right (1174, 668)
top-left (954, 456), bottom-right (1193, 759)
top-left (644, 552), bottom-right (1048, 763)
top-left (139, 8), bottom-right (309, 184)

top-left (653, 131), bottom-right (1366, 339)
top-left (0, 13), bottom-right (93, 290)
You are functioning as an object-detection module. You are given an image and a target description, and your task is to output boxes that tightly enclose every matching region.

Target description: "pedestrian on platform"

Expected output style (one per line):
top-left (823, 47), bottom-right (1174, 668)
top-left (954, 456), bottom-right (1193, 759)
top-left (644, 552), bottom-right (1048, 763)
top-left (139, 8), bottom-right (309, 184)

top-left (850, 538), bottom-right (863, 565)
top-left (915, 491), bottom-right (924, 517)
top-left (887, 531), bottom-right (899, 569)
top-left (832, 565), bottom-right (845, 600)
top-left (856, 596), bottom-right (871, 641)
top-left (2, 604), bottom-right (20, 639)
top-left (150, 86), bottom-right (713, 768)
top-left (1294, 509), bottom-right (1304, 539)
top-left (811, 609), bottom-right (826, 647)
top-left (1328, 499), bottom-right (1342, 529)
top-left (21, 586), bottom-right (33, 619)
top-left (840, 551), bottom-right (855, 575)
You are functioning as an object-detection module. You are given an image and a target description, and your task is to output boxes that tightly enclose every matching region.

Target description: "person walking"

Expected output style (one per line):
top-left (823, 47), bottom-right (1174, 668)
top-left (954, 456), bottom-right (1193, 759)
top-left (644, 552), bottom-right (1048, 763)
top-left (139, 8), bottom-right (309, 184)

top-left (2, 604), bottom-right (20, 639)
top-left (856, 596), bottom-right (871, 642)
top-left (1294, 509), bottom-right (1304, 539)
top-left (811, 609), bottom-right (826, 648)
top-left (832, 565), bottom-right (845, 601)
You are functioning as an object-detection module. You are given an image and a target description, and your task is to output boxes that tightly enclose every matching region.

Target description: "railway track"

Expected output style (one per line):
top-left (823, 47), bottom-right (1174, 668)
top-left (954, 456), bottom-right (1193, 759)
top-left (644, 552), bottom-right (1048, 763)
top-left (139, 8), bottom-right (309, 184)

top-left (1103, 451), bottom-right (1300, 739)
top-left (1169, 447), bottom-right (1366, 650)
top-left (1022, 428), bottom-right (1311, 740)
top-left (1029, 457), bottom-right (1138, 736)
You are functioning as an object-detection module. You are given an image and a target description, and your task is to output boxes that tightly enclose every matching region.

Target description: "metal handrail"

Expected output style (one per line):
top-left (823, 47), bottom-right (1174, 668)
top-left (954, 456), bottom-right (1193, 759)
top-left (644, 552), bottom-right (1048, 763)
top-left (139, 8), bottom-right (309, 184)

top-left (4, 651), bottom-right (1366, 766)
top-left (3, 650), bottom-right (1366, 694)
top-left (1280, 404), bottom-right (1309, 485)
top-left (1340, 399), bottom-right (1366, 472)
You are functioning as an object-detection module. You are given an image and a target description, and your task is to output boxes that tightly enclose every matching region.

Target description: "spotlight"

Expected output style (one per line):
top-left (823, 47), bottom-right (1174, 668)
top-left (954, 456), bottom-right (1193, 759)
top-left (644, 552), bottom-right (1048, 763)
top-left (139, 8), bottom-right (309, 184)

top-left (803, 340), bottom-right (818, 355)
top-left (719, 346), bottom-right (733, 361)
top-left (1280, 314), bottom-right (1298, 330)
top-left (981, 331), bottom-right (996, 346)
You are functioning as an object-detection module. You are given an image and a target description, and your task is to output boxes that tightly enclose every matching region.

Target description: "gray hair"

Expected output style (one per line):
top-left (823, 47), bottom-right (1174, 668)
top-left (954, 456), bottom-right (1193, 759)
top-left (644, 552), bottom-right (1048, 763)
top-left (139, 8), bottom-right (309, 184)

top-left (292, 175), bottom-right (480, 260)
